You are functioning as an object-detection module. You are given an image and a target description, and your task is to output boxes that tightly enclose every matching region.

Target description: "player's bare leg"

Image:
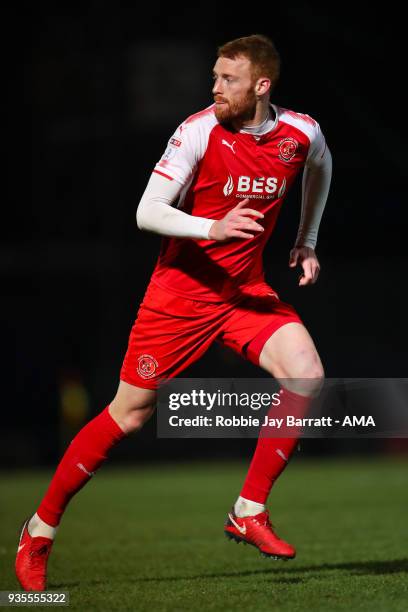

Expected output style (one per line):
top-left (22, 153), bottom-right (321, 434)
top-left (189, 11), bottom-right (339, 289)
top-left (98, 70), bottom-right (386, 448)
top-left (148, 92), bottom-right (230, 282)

top-left (226, 322), bottom-right (324, 558)
top-left (109, 381), bottom-right (157, 433)
top-left (258, 321), bottom-right (324, 395)
top-left (16, 381), bottom-right (156, 591)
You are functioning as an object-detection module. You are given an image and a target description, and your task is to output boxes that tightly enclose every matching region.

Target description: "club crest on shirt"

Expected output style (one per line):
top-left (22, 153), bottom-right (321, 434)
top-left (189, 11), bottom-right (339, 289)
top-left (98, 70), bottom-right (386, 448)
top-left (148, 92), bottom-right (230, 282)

top-left (278, 137), bottom-right (298, 162)
top-left (137, 354), bottom-right (158, 379)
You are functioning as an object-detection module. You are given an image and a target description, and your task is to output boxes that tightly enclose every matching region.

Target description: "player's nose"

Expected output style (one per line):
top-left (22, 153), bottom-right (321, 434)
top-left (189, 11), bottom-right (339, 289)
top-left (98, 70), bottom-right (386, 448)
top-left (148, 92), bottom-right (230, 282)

top-left (212, 78), bottom-right (223, 95)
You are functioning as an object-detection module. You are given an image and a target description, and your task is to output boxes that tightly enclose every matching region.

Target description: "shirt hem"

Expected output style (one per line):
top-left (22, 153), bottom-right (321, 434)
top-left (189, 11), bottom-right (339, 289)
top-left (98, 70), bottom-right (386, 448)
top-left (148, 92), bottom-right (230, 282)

top-left (149, 275), bottom-right (266, 304)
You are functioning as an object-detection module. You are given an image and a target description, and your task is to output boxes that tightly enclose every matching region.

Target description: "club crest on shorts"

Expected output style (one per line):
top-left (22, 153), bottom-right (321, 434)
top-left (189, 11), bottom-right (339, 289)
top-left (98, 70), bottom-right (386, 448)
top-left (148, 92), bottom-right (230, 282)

top-left (137, 354), bottom-right (158, 379)
top-left (278, 137), bottom-right (298, 162)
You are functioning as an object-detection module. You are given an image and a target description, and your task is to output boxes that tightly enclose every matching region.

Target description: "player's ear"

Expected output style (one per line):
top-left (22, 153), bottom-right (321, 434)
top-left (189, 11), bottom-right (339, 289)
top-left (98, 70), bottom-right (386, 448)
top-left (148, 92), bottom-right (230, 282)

top-left (255, 77), bottom-right (271, 97)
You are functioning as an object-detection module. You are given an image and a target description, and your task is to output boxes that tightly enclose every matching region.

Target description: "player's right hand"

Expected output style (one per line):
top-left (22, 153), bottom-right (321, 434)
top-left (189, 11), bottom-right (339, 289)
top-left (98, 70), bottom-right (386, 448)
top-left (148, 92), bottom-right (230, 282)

top-left (208, 198), bottom-right (264, 241)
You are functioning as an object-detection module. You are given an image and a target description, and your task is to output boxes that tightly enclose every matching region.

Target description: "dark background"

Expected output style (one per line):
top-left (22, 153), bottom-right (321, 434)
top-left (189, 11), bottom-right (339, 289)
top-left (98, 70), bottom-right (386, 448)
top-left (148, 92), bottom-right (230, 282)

top-left (4, 2), bottom-right (406, 466)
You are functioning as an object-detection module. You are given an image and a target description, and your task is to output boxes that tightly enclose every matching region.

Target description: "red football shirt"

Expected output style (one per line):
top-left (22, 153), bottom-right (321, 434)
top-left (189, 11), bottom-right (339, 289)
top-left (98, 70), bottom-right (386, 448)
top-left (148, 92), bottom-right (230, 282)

top-left (150, 104), bottom-right (327, 302)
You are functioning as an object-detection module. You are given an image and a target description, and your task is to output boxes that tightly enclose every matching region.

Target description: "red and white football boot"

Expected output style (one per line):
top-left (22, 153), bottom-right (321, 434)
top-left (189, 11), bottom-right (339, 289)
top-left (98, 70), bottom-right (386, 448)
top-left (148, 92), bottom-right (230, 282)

top-left (225, 509), bottom-right (296, 559)
top-left (15, 519), bottom-right (53, 591)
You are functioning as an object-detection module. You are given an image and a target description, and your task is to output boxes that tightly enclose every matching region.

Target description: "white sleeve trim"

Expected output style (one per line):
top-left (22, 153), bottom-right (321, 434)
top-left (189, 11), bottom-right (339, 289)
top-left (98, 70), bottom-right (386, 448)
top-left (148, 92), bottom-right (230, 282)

top-left (295, 146), bottom-right (332, 249)
top-left (136, 172), bottom-right (215, 240)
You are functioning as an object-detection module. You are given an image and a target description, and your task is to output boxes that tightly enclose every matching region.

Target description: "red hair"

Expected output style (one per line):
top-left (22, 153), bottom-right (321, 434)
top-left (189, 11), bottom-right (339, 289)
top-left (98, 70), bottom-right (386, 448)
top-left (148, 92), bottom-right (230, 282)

top-left (218, 34), bottom-right (280, 92)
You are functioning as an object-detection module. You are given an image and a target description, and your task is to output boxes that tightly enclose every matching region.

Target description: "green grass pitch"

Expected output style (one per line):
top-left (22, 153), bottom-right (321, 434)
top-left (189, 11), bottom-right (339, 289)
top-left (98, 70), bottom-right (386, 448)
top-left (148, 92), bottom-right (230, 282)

top-left (1, 457), bottom-right (407, 611)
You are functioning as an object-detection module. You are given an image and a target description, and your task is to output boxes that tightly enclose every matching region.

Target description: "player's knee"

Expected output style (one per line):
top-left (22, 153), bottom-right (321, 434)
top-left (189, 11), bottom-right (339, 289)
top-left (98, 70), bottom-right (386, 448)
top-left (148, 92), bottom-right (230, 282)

top-left (291, 351), bottom-right (324, 395)
top-left (109, 394), bottom-right (156, 434)
top-left (109, 381), bottom-right (157, 433)
top-left (120, 404), bottom-right (155, 433)
top-left (270, 348), bottom-right (324, 379)
top-left (300, 352), bottom-right (324, 379)
top-left (269, 348), bottom-right (324, 396)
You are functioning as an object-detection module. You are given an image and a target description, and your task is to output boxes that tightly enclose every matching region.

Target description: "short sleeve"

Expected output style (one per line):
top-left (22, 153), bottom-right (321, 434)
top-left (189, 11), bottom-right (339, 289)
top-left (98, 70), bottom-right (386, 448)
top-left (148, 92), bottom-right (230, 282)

top-left (154, 117), bottom-right (210, 186)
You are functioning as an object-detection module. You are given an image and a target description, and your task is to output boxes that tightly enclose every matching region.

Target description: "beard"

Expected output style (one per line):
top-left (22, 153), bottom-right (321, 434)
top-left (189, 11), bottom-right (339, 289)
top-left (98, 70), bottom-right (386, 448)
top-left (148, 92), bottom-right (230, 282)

top-left (214, 88), bottom-right (257, 126)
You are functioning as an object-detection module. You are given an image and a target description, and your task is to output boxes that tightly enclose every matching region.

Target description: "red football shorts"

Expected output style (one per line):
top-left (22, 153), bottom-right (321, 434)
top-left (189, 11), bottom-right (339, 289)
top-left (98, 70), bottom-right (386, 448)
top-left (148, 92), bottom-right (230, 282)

top-left (120, 280), bottom-right (302, 390)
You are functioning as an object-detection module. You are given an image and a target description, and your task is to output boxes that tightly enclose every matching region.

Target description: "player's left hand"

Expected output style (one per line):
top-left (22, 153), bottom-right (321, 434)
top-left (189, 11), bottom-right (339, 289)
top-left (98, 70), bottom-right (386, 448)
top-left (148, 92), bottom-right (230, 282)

top-left (289, 246), bottom-right (320, 286)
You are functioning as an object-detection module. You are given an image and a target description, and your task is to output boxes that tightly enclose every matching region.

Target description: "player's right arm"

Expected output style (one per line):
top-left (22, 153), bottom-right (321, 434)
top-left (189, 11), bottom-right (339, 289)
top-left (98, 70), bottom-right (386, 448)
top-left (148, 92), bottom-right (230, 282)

top-left (136, 171), bottom-right (214, 239)
top-left (136, 113), bottom-right (264, 241)
top-left (136, 173), bottom-right (264, 241)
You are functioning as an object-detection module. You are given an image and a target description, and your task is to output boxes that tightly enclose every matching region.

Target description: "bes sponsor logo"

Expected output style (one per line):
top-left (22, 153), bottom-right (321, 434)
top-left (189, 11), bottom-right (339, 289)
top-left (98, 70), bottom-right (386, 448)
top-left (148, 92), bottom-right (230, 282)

top-left (223, 174), bottom-right (234, 196)
top-left (170, 138), bottom-right (182, 147)
top-left (223, 175), bottom-right (286, 200)
top-left (137, 354), bottom-right (158, 379)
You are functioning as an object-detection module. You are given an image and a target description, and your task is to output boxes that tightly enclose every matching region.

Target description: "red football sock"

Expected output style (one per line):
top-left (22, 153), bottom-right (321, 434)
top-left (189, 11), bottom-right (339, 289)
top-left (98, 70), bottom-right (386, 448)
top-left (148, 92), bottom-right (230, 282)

top-left (37, 406), bottom-right (126, 526)
top-left (240, 388), bottom-right (312, 505)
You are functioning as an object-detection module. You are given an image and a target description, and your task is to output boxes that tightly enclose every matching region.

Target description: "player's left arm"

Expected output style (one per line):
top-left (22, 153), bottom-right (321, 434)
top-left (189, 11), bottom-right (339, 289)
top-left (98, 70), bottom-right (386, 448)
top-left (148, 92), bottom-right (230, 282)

top-left (290, 124), bottom-right (332, 286)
